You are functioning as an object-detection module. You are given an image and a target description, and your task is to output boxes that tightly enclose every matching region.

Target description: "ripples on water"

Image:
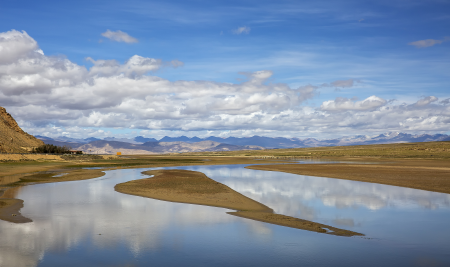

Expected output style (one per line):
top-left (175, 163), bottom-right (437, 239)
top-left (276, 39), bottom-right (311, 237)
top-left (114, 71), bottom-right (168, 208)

top-left (0, 164), bottom-right (449, 267)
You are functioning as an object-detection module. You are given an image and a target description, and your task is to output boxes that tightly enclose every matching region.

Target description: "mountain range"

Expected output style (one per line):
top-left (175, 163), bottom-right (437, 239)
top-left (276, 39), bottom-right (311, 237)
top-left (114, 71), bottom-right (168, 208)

top-left (36, 132), bottom-right (450, 155)
top-left (2, 104), bottom-right (447, 155)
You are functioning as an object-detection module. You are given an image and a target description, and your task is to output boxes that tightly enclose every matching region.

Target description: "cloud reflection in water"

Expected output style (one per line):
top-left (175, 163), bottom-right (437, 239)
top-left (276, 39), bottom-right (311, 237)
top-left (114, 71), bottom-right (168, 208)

top-left (0, 165), bottom-right (449, 267)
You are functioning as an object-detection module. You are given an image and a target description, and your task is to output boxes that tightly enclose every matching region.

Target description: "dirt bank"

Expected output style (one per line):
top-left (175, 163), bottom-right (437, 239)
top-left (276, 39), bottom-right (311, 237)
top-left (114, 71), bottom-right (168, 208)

top-left (246, 159), bottom-right (450, 194)
top-left (115, 169), bottom-right (363, 237)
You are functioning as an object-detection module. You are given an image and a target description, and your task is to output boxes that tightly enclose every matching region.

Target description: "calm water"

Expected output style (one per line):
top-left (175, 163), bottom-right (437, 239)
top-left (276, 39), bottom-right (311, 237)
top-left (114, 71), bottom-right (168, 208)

top-left (1, 164), bottom-right (449, 267)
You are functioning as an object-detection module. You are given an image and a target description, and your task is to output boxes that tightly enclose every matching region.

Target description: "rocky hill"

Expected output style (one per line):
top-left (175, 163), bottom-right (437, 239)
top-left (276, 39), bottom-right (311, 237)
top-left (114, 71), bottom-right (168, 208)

top-left (0, 107), bottom-right (43, 153)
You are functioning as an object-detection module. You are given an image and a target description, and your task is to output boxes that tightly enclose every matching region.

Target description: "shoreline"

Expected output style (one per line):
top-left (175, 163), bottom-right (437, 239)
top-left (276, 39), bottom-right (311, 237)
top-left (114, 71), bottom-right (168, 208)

top-left (0, 168), bottom-right (107, 224)
top-left (2, 153), bottom-right (449, 226)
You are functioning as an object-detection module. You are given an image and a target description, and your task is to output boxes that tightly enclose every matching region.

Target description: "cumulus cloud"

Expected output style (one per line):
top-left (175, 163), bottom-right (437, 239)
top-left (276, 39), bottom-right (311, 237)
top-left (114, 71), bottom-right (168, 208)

top-left (1, 30), bottom-right (449, 138)
top-left (408, 37), bottom-right (449, 48)
top-left (413, 96), bottom-right (438, 107)
top-left (0, 30), bottom-right (316, 129)
top-left (233, 26), bottom-right (251, 35)
top-left (86, 56), bottom-right (163, 77)
top-left (321, 96), bottom-right (387, 112)
top-left (297, 84), bottom-right (319, 102)
top-left (101, 30), bottom-right (138, 43)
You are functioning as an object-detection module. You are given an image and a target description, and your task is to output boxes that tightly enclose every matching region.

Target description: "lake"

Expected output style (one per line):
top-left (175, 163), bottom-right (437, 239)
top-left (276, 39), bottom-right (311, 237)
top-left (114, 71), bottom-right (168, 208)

top-left (1, 164), bottom-right (449, 267)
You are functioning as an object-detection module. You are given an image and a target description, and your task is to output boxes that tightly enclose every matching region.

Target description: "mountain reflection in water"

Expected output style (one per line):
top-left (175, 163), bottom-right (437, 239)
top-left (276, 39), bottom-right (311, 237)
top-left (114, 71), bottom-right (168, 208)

top-left (1, 165), bottom-right (449, 267)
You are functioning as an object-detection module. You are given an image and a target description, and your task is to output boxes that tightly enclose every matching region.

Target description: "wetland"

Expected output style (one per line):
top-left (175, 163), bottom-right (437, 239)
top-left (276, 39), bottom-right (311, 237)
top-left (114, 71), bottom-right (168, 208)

top-left (1, 141), bottom-right (450, 266)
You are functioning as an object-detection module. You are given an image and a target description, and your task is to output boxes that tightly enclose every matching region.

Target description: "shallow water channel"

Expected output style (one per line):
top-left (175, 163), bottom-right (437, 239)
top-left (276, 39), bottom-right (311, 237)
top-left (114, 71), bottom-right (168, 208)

top-left (1, 164), bottom-right (450, 267)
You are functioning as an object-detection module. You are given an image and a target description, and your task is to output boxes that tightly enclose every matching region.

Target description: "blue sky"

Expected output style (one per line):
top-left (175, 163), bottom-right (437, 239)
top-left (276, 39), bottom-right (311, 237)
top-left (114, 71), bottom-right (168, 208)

top-left (0, 0), bottom-right (449, 139)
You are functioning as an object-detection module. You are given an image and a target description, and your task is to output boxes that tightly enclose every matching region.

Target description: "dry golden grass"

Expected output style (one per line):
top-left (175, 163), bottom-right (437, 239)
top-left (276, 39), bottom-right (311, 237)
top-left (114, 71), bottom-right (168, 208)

top-left (183, 141), bottom-right (450, 159)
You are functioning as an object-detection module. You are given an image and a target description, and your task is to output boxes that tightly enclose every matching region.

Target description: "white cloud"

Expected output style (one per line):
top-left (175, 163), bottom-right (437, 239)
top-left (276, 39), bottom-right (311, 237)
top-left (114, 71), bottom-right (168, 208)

top-left (0, 30), bottom-right (39, 65)
top-left (233, 26), bottom-right (251, 35)
top-left (413, 96), bottom-right (438, 107)
top-left (321, 96), bottom-right (387, 112)
top-left (408, 37), bottom-right (449, 48)
top-left (1, 30), bottom-right (449, 138)
top-left (86, 55), bottom-right (163, 77)
top-left (101, 30), bottom-right (138, 43)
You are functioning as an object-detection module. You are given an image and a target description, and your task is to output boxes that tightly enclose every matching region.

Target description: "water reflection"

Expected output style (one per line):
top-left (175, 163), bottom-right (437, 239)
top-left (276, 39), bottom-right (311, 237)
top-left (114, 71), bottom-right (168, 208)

top-left (189, 165), bottom-right (450, 211)
top-left (0, 165), bottom-right (449, 267)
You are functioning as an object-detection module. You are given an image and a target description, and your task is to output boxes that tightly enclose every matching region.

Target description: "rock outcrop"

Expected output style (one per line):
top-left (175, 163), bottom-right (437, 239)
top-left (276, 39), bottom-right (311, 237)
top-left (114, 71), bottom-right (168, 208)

top-left (0, 107), bottom-right (43, 153)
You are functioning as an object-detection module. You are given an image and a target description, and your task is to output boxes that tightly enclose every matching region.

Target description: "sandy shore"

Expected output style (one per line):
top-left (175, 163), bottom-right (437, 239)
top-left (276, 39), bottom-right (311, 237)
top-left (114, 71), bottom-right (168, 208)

top-left (115, 169), bottom-right (363, 237)
top-left (246, 159), bottom-right (450, 194)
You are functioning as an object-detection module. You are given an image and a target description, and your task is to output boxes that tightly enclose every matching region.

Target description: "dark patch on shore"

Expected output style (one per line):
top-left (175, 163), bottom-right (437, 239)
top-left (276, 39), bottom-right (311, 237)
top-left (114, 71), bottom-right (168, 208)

top-left (0, 199), bottom-right (32, 223)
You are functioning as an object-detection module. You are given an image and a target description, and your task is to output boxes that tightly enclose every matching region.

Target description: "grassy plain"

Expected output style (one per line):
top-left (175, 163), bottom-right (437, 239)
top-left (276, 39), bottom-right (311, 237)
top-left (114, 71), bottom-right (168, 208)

top-left (181, 141), bottom-right (450, 159)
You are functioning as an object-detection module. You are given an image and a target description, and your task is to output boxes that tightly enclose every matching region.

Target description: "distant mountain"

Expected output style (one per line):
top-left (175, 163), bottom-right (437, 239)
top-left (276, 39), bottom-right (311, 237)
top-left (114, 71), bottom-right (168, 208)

top-left (37, 136), bottom-right (101, 144)
top-left (75, 140), bottom-right (263, 155)
top-left (159, 136), bottom-right (203, 143)
top-left (36, 132), bottom-right (450, 154)
top-left (199, 132), bottom-right (450, 148)
top-left (103, 137), bottom-right (142, 144)
top-left (134, 136), bottom-right (158, 143)
top-left (203, 136), bottom-right (305, 148)
top-left (38, 140), bottom-right (84, 149)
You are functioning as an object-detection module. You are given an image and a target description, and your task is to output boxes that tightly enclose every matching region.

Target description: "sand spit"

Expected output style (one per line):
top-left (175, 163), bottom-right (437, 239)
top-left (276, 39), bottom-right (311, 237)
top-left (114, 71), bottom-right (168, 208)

top-left (246, 161), bottom-right (450, 194)
top-left (115, 169), bottom-right (363, 237)
top-left (228, 211), bottom-right (362, 236)
top-left (116, 169), bottom-right (271, 211)
top-left (0, 199), bottom-right (32, 223)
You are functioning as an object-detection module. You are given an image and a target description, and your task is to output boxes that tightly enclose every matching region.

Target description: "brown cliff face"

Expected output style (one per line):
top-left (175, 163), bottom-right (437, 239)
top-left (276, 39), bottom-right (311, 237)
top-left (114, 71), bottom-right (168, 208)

top-left (0, 107), bottom-right (44, 153)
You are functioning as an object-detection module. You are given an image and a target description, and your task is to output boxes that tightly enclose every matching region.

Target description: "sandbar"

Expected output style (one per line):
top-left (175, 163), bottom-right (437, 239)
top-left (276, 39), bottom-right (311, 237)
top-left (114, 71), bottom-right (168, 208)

top-left (115, 169), bottom-right (363, 237)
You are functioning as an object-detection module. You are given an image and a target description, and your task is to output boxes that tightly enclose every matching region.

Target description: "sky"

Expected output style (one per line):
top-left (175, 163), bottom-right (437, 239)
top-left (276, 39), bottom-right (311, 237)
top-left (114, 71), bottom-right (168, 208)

top-left (0, 0), bottom-right (449, 140)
